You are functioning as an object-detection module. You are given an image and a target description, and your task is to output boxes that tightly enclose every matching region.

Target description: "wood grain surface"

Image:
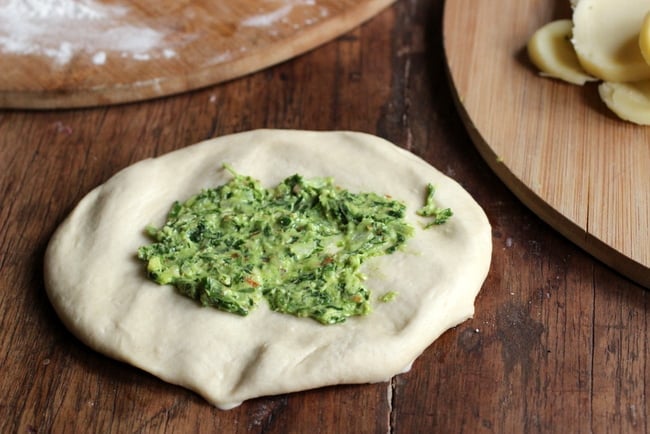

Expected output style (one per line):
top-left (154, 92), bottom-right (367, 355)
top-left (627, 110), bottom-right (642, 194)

top-left (443, 0), bottom-right (650, 288)
top-left (1, 1), bottom-right (648, 433)
top-left (0, 0), bottom-right (395, 108)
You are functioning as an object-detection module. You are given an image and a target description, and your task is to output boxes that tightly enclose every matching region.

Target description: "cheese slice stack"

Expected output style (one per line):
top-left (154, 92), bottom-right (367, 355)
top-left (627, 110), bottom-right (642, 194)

top-left (572, 0), bottom-right (650, 82)
top-left (527, 0), bottom-right (650, 125)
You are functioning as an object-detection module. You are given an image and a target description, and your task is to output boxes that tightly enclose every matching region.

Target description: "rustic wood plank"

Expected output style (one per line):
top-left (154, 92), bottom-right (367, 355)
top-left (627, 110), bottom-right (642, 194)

top-left (0, 1), bottom-right (648, 433)
top-left (591, 270), bottom-right (648, 434)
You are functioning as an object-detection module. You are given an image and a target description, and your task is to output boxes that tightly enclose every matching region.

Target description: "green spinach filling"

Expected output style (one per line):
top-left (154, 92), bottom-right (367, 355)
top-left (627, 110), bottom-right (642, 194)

top-left (137, 166), bottom-right (449, 324)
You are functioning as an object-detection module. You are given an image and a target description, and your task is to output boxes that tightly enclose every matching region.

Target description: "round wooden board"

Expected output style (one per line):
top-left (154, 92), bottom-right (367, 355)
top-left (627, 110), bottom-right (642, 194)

top-left (0, 0), bottom-right (395, 109)
top-left (443, 0), bottom-right (650, 287)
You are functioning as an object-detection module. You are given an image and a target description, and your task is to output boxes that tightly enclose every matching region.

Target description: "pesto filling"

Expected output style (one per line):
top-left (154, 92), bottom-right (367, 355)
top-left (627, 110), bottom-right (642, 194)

top-left (137, 167), bottom-right (415, 324)
top-left (417, 183), bottom-right (453, 226)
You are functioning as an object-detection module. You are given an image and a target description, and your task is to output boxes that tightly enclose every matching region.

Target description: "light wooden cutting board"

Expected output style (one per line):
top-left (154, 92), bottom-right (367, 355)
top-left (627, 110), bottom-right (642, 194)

top-left (0, 0), bottom-right (395, 108)
top-left (443, 0), bottom-right (650, 287)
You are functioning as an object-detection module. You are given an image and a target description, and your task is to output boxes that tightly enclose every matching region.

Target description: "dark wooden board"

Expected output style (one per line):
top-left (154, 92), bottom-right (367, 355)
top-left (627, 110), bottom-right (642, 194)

top-left (0, 1), bottom-right (647, 432)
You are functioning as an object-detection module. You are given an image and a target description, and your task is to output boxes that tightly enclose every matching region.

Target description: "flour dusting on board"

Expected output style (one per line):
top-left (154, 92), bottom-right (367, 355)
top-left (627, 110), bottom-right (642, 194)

top-left (3, 0), bottom-right (111, 19)
top-left (242, 0), bottom-right (328, 28)
top-left (0, 0), bottom-right (177, 65)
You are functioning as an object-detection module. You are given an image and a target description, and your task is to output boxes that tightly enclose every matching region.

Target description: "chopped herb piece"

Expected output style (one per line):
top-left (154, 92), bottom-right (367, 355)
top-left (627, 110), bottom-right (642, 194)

top-left (417, 183), bottom-right (453, 227)
top-left (379, 291), bottom-right (398, 303)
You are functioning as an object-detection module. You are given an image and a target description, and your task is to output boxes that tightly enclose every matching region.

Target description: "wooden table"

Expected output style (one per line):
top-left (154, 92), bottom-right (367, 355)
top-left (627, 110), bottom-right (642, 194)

top-left (1, 1), bottom-right (648, 432)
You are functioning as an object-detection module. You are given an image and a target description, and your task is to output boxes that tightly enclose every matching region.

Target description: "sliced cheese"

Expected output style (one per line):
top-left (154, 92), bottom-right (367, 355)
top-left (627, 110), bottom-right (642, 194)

top-left (527, 19), bottom-right (595, 85)
top-left (640, 12), bottom-right (650, 65)
top-left (572, 0), bottom-right (650, 82)
top-left (598, 80), bottom-right (650, 125)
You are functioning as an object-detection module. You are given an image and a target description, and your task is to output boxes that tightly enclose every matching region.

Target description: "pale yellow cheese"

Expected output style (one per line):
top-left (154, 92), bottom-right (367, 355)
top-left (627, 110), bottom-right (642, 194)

top-left (598, 81), bottom-right (650, 125)
top-left (527, 1), bottom-right (650, 125)
top-left (572, 0), bottom-right (650, 82)
top-left (527, 19), bottom-right (595, 85)
top-left (640, 12), bottom-right (650, 65)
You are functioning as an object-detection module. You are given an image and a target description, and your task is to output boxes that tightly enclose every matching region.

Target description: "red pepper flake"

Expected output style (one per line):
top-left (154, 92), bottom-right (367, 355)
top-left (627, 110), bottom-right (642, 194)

top-left (322, 256), bottom-right (334, 265)
top-left (245, 277), bottom-right (260, 288)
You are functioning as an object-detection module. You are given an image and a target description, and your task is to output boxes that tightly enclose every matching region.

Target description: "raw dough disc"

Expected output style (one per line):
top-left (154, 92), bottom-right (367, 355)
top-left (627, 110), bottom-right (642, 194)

top-left (44, 129), bottom-right (492, 409)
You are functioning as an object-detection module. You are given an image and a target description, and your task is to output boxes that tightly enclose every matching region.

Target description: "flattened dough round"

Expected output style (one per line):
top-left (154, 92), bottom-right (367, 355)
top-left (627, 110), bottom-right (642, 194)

top-left (44, 130), bottom-right (492, 409)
